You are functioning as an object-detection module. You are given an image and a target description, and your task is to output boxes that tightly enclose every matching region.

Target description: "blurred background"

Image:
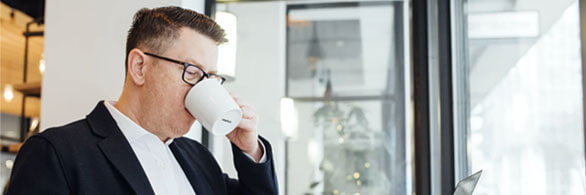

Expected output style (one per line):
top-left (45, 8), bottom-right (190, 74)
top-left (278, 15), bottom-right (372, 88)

top-left (0, 0), bottom-right (585, 194)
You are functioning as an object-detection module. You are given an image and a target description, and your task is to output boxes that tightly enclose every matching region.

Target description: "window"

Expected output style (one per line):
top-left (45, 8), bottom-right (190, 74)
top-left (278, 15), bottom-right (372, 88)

top-left (452, 0), bottom-right (585, 194)
top-left (285, 2), bottom-right (410, 194)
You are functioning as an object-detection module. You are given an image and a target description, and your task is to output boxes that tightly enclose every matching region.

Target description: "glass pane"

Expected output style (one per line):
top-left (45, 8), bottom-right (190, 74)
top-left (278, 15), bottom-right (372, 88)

top-left (289, 100), bottom-right (405, 194)
top-left (286, 2), bottom-right (401, 98)
top-left (453, 0), bottom-right (586, 194)
top-left (286, 1), bottom-right (409, 195)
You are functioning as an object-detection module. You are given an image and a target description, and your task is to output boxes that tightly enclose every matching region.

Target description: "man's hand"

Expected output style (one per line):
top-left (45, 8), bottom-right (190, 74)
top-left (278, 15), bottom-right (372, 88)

top-left (226, 95), bottom-right (263, 162)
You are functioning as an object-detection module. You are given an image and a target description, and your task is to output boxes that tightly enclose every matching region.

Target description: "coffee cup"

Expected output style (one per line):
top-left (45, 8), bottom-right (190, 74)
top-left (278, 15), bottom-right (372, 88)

top-left (184, 79), bottom-right (242, 135)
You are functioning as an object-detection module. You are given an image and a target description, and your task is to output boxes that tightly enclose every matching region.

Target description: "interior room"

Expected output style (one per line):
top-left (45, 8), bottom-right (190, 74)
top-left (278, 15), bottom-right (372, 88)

top-left (0, 0), bottom-right (585, 194)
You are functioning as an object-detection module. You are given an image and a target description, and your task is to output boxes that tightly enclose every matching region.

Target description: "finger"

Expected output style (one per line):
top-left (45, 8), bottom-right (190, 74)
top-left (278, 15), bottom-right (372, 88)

top-left (233, 97), bottom-right (251, 108)
top-left (231, 95), bottom-right (242, 104)
top-left (226, 127), bottom-right (239, 138)
top-left (240, 104), bottom-right (256, 114)
top-left (241, 105), bottom-right (258, 120)
top-left (235, 98), bottom-right (245, 107)
top-left (237, 118), bottom-right (257, 132)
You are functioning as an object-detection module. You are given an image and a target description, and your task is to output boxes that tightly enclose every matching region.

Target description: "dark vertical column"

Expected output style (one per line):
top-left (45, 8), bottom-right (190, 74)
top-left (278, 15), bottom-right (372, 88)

top-left (205, 0), bottom-right (216, 18)
top-left (202, 0), bottom-right (217, 150)
top-left (412, 0), bottom-right (431, 194)
top-left (437, 0), bottom-right (456, 194)
top-left (284, 138), bottom-right (289, 195)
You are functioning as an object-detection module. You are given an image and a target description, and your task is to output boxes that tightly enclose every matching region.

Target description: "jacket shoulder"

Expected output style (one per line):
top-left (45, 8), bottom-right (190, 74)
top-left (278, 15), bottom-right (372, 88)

top-left (35, 118), bottom-right (95, 148)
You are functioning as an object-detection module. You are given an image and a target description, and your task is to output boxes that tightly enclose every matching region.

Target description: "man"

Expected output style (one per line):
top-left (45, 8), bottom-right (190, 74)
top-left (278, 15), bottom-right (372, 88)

top-left (6, 6), bottom-right (278, 195)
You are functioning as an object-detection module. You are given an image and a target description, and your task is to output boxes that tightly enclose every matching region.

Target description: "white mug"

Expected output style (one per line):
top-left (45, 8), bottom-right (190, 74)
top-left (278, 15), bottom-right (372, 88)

top-left (184, 79), bottom-right (242, 135)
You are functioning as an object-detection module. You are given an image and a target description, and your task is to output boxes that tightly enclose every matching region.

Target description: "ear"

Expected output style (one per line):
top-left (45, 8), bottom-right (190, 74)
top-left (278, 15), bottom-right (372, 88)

top-left (126, 48), bottom-right (148, 86)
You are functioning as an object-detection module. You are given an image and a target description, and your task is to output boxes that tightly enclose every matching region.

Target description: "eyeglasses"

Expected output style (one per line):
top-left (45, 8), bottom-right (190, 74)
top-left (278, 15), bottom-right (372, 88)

top-left (143, 52), bottom-right (226, 86)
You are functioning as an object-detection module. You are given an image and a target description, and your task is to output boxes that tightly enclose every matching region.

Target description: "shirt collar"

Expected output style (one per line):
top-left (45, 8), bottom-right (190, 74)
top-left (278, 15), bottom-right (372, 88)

top-left (103, 100), bottom-right (174, 145)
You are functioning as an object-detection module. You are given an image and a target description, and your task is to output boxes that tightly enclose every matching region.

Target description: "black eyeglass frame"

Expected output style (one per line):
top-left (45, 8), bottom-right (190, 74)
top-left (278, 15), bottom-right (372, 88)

top-left (143, 52), bottom-right (226, 86)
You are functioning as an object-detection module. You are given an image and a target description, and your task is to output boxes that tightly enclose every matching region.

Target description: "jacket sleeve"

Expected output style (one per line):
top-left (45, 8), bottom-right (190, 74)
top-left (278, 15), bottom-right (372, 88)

top-left (6, 136), bottom-right (71, 195)
top-left (224, 136), bottom-right (279, 195)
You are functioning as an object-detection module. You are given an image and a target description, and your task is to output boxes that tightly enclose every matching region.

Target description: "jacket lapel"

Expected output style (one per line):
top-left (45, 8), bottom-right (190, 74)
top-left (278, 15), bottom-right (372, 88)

top-left (169, 142), bottom-right (214, 194)
top-left (87, 101), bottom-right (155, 195)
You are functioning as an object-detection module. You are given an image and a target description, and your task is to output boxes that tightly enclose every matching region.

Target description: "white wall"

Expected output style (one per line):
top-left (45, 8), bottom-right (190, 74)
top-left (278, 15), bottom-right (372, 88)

top-left (41, 0), bottom-right (204, 130)
top-left (213, 2), bottom-right (287, 195)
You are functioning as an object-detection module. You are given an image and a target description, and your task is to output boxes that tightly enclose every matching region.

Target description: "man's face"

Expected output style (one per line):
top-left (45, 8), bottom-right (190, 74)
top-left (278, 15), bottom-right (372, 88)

top-left (144, 27), bottom-right (218, 138)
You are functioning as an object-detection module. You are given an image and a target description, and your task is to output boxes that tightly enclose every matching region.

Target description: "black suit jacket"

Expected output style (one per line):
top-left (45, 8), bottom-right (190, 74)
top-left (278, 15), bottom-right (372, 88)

top-left (6, 101), bottom-right (278, 195)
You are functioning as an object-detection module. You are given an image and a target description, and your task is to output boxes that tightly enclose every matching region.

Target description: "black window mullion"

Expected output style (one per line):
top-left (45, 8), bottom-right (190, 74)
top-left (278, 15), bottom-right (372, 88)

top-left (412, 0), bottom-right (432, 194)
top-left (437, 0), bottom-right (456, 194)
top-left (202, 0), bottom-right (216, 150)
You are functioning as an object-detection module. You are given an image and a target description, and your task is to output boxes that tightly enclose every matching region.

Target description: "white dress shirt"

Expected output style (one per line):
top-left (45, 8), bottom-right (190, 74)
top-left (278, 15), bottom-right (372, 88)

top-left (103, 101), bottom-right (266, 195)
